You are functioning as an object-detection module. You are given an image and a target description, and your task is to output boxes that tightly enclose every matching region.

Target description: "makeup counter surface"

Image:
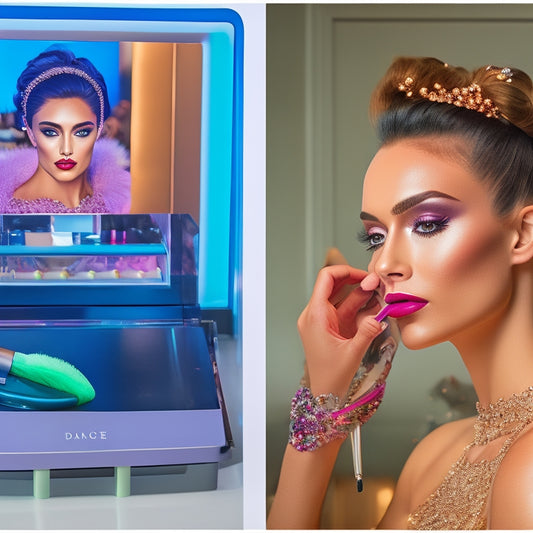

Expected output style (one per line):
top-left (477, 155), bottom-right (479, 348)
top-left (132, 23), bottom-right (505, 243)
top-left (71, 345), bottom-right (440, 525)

top-left (0, 213), bottom-right (242, 528)
top-left (0, 334), bottom-right (242, 529)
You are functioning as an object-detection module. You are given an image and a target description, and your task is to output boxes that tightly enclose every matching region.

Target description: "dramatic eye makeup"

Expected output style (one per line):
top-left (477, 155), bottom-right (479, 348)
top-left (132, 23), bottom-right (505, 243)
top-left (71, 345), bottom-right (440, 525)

top-left (37, 121), bottom-right (96, 138)
top-left (411, 214), bottom-right (450, 237)
top-left (74, 127), bottom-right (94, 138)
top-left (357, 226), bottom-right (386, 251)
top-left (358, 191), bottom-right (462, 252)
top-left (73, 121), bottom-right (96, 138)
top-left (39, 127), bottom-right (58, 137)
top-left (38, 121), bottom-right (60, 137)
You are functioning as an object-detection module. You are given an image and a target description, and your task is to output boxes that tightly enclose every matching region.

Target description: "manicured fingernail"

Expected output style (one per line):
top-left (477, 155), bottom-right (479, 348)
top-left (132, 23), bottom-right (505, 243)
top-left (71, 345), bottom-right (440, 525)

top-left (360, 272), bottom-right (379, 291)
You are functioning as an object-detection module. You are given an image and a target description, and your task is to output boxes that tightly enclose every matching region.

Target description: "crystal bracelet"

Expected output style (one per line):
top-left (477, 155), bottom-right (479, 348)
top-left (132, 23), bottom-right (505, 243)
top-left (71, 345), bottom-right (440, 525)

top-left (288, 313), bottom-right (399, 454)
top-left (288, 382), bottom-right (386, 451)
top-left (288, 311), bottom-right (399, 493)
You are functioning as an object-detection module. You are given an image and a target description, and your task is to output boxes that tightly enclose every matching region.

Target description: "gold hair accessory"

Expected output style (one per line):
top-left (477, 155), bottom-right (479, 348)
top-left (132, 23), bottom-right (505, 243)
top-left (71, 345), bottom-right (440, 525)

top-left (487, 65), bottom-right (513, 83)
top-left (398, 76), bottom-right (500, 118)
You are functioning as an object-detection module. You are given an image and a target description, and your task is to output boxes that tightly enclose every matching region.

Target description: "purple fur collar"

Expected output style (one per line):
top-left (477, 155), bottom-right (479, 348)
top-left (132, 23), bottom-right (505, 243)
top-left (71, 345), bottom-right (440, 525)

top-left (0, 138), bottom-right (131, 213)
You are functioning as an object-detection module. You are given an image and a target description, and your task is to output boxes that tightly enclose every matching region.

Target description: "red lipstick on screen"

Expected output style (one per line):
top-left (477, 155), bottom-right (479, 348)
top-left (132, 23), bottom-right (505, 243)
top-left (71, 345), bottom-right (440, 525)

top-left (54, 158), bottom-right (77, 171)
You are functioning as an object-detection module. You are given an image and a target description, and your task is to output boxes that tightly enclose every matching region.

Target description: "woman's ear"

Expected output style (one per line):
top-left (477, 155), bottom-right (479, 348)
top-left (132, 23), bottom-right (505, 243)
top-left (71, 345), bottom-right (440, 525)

top-left (511, 206), bottom-right (533, 265)
top-left (23, 118), bottom-right (37, 148)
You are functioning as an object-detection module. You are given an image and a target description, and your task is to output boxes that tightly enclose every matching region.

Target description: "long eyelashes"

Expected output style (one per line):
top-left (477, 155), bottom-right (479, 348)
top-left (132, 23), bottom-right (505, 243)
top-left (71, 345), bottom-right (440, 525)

top-left (357, 228), bottom-right (385, 252)
top-left (358, 215), bottom-right (450, 252)
top-left (413, 215), bottom-right (450, 237)
top-left (75, 128), bottom-right (94, 137)
top-left (40, 128), bottom-right (58, 137)
top-left (38, 128), bottom-right (94, 138)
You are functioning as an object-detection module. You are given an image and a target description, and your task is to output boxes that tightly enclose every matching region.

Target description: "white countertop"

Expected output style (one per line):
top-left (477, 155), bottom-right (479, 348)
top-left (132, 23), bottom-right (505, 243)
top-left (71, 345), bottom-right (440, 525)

top-left (0, 462), bottom-right (242, 530)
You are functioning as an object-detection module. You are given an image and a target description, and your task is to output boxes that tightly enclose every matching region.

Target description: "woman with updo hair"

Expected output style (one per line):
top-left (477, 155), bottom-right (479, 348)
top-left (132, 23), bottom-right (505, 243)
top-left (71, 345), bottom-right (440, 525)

top-left (0, 47), bottom-right (130, 213)
top-left (268, 57), bottom-right (533, 529)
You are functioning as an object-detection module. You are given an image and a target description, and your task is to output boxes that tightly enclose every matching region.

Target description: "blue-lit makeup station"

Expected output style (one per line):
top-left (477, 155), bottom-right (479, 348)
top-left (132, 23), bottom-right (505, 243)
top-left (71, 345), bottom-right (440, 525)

top-left (0, 4), bottom-right (245, 523)
top-left (0, 214), bottom-right (231, 486)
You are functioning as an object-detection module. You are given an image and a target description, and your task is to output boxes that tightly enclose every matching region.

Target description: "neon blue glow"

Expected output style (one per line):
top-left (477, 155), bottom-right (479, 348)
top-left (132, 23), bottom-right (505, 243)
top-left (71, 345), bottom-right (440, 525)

top-left (199, 29), bottom-right (234, 309)
top-left (0, 7), bottom-right (245, 317)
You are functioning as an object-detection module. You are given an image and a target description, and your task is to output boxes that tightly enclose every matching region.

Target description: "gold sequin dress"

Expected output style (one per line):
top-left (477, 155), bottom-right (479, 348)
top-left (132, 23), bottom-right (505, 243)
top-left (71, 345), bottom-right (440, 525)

top-left (407, 387), bottom-right (533, 530)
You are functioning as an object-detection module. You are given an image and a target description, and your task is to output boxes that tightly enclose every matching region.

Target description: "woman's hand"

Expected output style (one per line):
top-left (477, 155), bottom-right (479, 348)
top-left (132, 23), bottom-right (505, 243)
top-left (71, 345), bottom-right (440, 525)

top-left (267, 266), bottom-right (385, 530)
top-left (297, 265), bottom-right (383, 398)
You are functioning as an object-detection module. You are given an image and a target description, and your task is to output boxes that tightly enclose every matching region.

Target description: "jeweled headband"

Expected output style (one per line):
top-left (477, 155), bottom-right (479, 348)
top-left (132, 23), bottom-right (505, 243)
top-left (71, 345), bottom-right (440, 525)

top-left (21, 66), bottom-right (105, 137)
top-left (397, 67), bottom-right (513, 119)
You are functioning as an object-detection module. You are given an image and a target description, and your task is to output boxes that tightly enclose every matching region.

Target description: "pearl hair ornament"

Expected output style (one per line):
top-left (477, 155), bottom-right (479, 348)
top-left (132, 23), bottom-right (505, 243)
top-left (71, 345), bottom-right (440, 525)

top-left (21, 66), bottom-right (105, 137)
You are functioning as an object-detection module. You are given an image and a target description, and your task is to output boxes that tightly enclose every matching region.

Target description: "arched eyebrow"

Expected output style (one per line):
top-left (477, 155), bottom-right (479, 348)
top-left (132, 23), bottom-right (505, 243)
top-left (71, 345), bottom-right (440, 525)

top-left (360, 190), bottom-right (460, 221)
top-left (38, 120), bottom-right (96, 129)
top-left (360, 211), bottom-right (379, 222)
top-left (391, 190), bottom-right (460, 215)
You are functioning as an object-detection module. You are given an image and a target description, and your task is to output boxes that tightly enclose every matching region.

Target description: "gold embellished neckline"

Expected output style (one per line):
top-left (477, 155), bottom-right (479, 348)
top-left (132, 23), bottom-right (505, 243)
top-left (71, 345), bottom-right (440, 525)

top-left (474, 386), bottom-right (533, 445)
top-left (407, 386), bottom-right (533, 529)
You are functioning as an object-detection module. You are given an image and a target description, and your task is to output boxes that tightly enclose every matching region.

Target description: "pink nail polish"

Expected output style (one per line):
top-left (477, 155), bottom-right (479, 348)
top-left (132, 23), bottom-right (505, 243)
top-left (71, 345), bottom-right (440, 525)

top-left (360, 272), bottom-right (378, 291)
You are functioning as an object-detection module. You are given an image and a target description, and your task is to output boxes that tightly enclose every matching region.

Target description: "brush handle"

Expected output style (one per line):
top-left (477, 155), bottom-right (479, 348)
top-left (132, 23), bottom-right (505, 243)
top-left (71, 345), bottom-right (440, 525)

top-left (0, 375), bottom-right (78, 410)
top-left (350, 424), bottom-right (363, 492)
top-left (0, 348), bottom-right (14, 385)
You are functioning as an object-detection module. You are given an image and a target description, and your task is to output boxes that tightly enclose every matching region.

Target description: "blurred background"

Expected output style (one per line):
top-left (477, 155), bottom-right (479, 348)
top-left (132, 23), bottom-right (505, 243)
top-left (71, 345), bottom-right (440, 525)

top-left (266, 4), bottom-right (533, 528)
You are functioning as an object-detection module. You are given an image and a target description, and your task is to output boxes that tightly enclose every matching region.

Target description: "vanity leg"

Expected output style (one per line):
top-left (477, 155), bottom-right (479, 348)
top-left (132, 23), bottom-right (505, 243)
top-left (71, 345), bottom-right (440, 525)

top-left (33, 469), bottom-right (50, 499)
top-left (115, 466), bottom-right (131, 497)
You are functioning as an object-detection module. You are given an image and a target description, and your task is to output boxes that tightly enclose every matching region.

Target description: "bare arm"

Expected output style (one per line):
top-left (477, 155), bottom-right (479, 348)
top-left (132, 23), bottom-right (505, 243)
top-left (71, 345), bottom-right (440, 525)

top-left (267, 266), bottom-right (385, 529)
top-left (267, 441), bottom-right (343, 529)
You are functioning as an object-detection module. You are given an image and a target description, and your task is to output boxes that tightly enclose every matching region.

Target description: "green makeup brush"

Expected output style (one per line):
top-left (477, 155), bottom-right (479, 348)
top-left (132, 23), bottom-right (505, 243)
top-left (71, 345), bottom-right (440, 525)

top-left (0, 347), bottom-right (95, 406)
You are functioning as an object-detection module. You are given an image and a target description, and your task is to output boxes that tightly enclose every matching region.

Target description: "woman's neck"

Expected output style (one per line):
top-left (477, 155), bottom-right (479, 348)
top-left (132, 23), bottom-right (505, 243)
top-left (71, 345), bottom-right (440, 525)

top-left (451, 264), bottom-right (533, 406)
top-left (15, 168), bottom-right (92, 209)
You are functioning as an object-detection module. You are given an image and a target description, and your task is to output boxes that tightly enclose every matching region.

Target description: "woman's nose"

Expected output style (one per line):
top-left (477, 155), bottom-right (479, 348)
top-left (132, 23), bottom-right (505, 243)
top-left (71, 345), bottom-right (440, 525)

top-left (60, 137), bottom-right (73, 157)
top-left (373, 232), bottom-right (412, 281)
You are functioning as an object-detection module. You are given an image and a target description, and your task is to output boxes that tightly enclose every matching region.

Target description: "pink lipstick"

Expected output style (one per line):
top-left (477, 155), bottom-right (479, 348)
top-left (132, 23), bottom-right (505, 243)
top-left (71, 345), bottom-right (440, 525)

top-left (375, 292), bottom-right (428, 322)
top-left (55, 158), bottom-right (77, 171)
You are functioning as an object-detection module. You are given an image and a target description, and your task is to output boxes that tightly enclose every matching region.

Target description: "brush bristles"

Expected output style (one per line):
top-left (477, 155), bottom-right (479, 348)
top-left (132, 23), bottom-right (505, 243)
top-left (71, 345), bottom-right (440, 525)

top-left (10, 352), bottom-right (95, 405)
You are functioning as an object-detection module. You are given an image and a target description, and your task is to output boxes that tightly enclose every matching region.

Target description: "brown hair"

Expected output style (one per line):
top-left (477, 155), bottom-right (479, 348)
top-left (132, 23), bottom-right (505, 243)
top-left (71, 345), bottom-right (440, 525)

top-left (369, 57), bottom-right (533, 215)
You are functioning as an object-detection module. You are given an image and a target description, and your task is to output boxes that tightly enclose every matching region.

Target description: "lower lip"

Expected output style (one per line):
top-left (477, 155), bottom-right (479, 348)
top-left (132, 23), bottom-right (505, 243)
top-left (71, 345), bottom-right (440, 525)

top-left (55, 161), bottom-right (77, 170)
top-left (383, 301), bottom-right (428, 319)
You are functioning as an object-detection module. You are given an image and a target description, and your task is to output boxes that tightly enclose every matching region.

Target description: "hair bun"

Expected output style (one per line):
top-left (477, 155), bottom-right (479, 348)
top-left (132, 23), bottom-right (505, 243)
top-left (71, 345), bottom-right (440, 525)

top-left (370, 56), bottom-right (533, 137)
top-left (473, 64), bottom-right (533, 136)
top-left (13, 46), bottom-right (110, 132)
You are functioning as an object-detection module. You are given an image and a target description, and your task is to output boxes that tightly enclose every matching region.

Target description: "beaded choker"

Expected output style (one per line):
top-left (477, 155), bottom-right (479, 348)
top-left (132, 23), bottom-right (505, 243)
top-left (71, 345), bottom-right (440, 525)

top-left (474, 386), bottom-right (533, 445)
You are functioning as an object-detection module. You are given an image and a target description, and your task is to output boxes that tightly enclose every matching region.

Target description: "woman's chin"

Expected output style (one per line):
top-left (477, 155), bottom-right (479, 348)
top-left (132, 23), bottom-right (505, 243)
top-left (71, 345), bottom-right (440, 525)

top-left (396, 322), bottom-right (446, 351)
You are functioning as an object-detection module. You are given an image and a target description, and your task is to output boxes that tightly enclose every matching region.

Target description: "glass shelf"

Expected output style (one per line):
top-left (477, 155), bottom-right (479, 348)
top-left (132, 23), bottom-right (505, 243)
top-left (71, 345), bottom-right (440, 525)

top-left (0, 214), bottom-right (197, 289)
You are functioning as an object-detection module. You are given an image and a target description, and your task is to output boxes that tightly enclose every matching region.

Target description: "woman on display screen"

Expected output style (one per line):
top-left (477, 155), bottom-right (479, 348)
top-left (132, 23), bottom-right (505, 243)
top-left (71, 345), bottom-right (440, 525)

top-left (0, 47), bottom-right (130, 214)
top-left (268, 56), bottom-right (533, 529)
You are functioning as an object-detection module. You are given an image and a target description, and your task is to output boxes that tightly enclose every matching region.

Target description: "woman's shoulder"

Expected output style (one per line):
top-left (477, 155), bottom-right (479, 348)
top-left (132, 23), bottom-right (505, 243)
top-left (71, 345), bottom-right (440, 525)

top-left (403, 416), bottom-right (474, 487)
top-left (413, 416), bottom-right (475, 453)
top-left (489, 423), bottom-right (533, 529)
top-left (379, 417), bottom-right (474, 528)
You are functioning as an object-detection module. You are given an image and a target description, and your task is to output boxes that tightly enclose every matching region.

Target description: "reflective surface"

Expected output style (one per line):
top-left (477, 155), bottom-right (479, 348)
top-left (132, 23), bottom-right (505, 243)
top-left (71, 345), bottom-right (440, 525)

top-left (0, 323), bottom-right (219, 412)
